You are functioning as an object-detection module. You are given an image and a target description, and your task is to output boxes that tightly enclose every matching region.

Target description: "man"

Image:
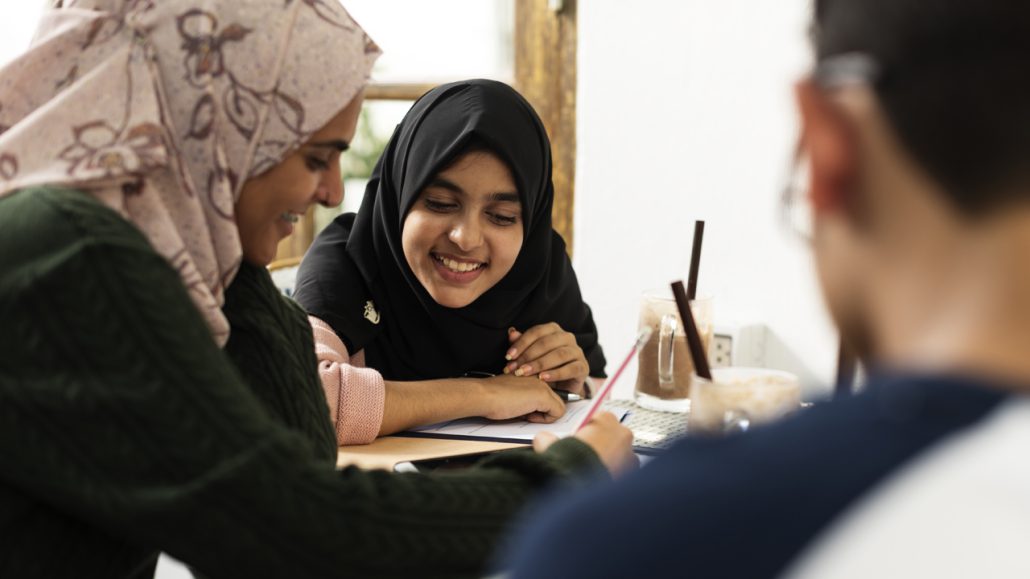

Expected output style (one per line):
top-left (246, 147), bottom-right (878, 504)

top-left (503, 0), bottom-right (1030, 576)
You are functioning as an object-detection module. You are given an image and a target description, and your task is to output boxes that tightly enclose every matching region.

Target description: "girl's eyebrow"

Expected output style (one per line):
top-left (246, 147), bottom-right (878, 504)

top-left (426, 177), bottom-right (520, 203)
top-left (489, 192), bottom-right (520, 203)
top-left (307, 139), bottom-right (350, 152)
top-left (427, 177), bottom-right (464, 195)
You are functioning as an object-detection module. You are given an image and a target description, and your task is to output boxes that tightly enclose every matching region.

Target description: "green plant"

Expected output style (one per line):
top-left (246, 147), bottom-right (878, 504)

top-left (341, 107), bottom-right (388, 180)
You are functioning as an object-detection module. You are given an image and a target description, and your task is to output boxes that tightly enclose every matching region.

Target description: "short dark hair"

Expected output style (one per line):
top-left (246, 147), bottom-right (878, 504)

top-left (812, 0), bottom-right (1030, 215)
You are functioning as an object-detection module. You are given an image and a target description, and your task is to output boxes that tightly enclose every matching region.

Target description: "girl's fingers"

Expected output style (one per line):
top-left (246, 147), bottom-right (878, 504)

top-left (505, 323), bottom-right (561, 362)
top-left (539, 359), bottom-right (589, 383)
top-left (522, 346), bottom-right (580, 379)
top-left (513, 332), bottom-right (574, 370)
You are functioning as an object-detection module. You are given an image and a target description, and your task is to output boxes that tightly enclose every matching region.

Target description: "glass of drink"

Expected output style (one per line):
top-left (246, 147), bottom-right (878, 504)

top-left (633, 290), bottom-right (713, 413)
top-left (688, 367), bottom-right (801, 434)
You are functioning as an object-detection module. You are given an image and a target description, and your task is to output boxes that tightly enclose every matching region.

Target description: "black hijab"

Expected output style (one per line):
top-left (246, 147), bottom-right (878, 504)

top-left (295, 79), bottom-right (606, 381)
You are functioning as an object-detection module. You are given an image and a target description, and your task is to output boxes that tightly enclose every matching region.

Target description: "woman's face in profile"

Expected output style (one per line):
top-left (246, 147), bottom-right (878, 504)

top-left (402, 149), bottom-right (524, 308)
top-left (235, 94), bottom-right (364, 266)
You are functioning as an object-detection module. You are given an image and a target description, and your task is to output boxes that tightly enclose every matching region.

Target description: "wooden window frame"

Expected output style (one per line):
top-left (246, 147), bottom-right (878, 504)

top-left (515, 0), bottom-right (578, 254)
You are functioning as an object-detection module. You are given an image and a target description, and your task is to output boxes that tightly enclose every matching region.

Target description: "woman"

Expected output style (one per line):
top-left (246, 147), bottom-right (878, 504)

top-left (0, 2), bottom-right (635, 578)
top-left (295, 80), bottom-right (608, 444)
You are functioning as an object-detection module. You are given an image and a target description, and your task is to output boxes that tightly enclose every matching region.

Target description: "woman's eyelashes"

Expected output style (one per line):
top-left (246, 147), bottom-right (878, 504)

top-left (423, 197), bottom-right (519, 226)
top-left (487, 211), bottom-right (518, 226)
top-left (424, 197), bottom-right (458, 213)
top-left (304, 153), bottom-right (332, 171)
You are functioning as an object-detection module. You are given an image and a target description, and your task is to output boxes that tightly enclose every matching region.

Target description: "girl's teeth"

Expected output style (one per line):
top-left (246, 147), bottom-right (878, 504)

top-left (437, 255), bottom-right (482, 273)
top-left (280, 212), bottom-right (300, 223)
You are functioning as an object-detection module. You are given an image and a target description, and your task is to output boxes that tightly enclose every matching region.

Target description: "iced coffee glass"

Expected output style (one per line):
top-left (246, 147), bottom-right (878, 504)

top-left (688, 367), bottom-right (801, 434)
top-left (633, 290), bottom-right (713, 413)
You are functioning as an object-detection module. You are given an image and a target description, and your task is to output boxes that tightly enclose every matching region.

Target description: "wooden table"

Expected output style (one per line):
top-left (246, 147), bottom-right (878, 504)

top-left (337, 436), bottom-right (524, 471)
top-left (336, 398), bottom-right (687, 470)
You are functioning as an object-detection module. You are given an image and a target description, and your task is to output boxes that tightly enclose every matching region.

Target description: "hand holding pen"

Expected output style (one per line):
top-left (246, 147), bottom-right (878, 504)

top-left (534, 411), bottom-right (638, 476)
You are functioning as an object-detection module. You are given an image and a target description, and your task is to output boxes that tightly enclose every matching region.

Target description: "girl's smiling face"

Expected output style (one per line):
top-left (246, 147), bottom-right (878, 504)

top-left (401, 149), bottom-right (524, 308)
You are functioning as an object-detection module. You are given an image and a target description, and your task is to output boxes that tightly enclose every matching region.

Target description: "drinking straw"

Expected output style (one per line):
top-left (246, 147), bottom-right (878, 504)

top-left (686, 220), bottom-right (705, 300)
top-left (671, 280), bottom-right (712, 380)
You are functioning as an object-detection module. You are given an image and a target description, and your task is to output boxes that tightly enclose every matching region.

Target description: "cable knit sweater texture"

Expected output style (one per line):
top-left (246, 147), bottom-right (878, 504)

top-left (0, 187), bottom-right (606, 579)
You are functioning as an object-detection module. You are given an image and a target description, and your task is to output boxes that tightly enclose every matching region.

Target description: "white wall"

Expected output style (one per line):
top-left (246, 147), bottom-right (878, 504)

top-left (345, 0), bottom-right (513, 84)
top-left (574, 0), bottom-right (839, 398)
top-left (0, 1), bottom-right (44, 67)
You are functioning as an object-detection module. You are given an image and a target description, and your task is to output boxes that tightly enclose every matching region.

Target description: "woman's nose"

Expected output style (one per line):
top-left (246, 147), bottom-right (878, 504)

top-left (448, 215), bottom-right (483, 251)
top-left (316, 165), bottom-right (343, 208)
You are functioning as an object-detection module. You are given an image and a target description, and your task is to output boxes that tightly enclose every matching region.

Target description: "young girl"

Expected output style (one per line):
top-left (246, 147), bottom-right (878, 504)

top-left (295, 79), bottom-right (608, 444)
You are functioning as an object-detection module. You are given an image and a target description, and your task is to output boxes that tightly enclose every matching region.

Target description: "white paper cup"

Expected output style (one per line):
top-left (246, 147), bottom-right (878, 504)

top-left (688, 367), bottom-right (801, 434)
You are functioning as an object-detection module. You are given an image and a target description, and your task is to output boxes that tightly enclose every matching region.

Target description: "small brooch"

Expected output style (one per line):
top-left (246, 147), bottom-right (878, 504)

top-left (363, 300), bottom-right (381, 325)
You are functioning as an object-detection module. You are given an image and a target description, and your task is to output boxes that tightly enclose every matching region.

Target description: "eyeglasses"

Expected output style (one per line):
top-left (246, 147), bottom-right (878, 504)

top-left (780, 53), bottom-right (881, 242)
top-left (780, 139), bottom-right (814, 242)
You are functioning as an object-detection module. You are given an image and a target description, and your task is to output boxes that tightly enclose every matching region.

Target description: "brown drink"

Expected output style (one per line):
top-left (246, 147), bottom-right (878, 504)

top-left (633, 292), bottom-right (713, 413)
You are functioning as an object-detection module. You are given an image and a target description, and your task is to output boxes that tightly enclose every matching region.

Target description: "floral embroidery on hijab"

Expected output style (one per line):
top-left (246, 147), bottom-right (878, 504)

top-left (0, 0), bottom-right (379, 345)
top-left (0, 154), bottom-right (17, 181)
top-left (177, 10), bottom-right (252, 87)
top-left (58, 121), bottom-right (165, 179)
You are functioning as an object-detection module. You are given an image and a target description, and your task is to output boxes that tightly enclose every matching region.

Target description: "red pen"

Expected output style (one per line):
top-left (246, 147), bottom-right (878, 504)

top-left (576, 327), bottom-right (653, 431)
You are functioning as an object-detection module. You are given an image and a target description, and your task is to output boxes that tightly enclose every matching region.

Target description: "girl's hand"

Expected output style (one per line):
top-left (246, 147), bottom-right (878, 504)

top-left (478, 374), bottom-right (565, 423)
top-left (504, 324), bottom-right (589, 396)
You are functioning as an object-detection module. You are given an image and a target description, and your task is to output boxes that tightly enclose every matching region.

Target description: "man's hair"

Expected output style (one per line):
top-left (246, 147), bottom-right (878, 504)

top-left (812, 0), bottom-right (1030, 215)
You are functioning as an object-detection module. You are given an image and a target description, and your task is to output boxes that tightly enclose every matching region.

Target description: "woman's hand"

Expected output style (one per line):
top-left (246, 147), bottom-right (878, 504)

top-left (533, 411), bottom-right (637, 476)
top-left (504, 324), bottom-right (589, 396)
top-left (477, 374), bottom-right (566, 423)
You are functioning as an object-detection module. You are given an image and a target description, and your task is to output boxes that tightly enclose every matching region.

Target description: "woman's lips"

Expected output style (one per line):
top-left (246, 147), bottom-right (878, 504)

top-left (431, 252), bottom-right (487, 284)
top-left (277, 211), bottom-right (301, 237)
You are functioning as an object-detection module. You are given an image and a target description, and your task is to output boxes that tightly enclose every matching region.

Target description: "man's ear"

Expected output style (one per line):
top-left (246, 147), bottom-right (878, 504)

top-left (794, 80), bottom-right (858, 215)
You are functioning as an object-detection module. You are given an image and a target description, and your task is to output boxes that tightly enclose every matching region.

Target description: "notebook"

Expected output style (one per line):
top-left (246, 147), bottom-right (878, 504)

top-left (396, 400), bottom-right (628, 444)
top-left (396, 399), bottom-right (687, 454)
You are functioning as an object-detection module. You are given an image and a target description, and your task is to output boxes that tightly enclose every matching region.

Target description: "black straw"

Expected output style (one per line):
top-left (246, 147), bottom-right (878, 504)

top-left (686, 220), bottom-right (705, 300)
top-left (671, 280), bottom-right (712, 380)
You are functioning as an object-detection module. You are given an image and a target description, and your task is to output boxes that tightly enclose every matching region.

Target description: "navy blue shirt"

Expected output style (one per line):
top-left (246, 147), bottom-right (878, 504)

top-left (503, 374), bottom-right (1010, 578)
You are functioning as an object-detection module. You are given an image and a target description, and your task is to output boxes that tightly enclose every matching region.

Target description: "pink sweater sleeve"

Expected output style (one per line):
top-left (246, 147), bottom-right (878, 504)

top-left (309, 316), bottom-right (386, 446)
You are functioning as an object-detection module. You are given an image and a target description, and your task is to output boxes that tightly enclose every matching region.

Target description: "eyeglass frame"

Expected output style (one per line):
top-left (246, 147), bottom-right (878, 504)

top-left (780, 52), bottom-right (882, 242)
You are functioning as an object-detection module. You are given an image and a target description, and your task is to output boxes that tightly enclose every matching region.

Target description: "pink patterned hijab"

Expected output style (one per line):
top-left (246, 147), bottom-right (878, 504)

top-left (0, 0), bottom-right (379, 345)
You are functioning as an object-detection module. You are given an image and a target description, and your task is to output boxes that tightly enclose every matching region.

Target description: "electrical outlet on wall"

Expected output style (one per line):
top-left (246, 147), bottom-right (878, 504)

top-left (710, 334), bottom-right (733, 368)
top-left (711, 323), bottom-right (768, 368)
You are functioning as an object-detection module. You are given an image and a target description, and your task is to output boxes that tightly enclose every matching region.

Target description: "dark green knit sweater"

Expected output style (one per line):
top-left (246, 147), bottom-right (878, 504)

top-left (0, 187), bottom-right (605, 578)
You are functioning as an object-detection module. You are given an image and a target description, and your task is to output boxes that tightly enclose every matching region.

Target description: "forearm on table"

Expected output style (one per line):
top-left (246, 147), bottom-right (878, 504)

top-left (379, 378), bottom-right (489, 436)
